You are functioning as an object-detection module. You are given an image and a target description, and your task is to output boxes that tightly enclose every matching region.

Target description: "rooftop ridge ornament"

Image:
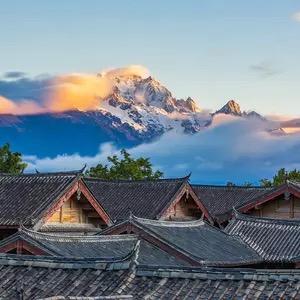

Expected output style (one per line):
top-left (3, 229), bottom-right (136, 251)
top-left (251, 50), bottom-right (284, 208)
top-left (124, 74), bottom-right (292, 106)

top-left (79, 164), bottom-right (87, 174)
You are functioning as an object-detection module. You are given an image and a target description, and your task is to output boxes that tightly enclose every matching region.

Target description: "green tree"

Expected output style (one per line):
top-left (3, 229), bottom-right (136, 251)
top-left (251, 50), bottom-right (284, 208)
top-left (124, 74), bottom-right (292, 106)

top-left (259, 178), bottom-right (273, 187)
top-left (260, 168), bottom-right (300, 187)
top-left (0, 143), bottom-right (27, 174)
top-left (86, 149), bottom-right (163, 180)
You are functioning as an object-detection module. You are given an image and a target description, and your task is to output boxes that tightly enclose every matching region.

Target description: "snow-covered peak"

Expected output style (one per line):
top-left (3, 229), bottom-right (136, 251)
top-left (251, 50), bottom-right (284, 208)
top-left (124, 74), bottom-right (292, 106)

top-left (97, 74), bottom-right (205, 135)
top-left (98, 76), bottom-right (267, 138)
top-left (215, 100), bottom-right (242, 116)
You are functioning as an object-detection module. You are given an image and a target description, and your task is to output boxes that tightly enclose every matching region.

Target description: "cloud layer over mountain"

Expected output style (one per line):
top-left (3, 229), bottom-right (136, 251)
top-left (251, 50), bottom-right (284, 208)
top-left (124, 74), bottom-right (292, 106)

top-left (25, 116), bottom-right (300, 184)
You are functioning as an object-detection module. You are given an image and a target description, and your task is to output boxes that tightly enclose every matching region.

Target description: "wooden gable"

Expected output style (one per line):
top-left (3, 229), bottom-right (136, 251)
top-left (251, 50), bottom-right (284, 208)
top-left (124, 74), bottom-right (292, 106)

top-left (37, 179), bottom-right (111, 230)
top-left (159, 183), bottom-right (212, 222)
top-left (240, 184), bottom-right (300, 220)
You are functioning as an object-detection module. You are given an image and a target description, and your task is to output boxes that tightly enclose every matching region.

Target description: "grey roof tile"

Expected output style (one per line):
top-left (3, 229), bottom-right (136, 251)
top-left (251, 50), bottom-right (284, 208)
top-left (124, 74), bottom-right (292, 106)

top-left (84, 177), bottom-right (188, 221)
top-left (191, 184), bottom-right (272, 223)
top-left (225, 211), bottom-right (300, 262)
top-left (114, 216), bottom-right (261, 266)
top-left (1, 256), bottom-right (298, 299)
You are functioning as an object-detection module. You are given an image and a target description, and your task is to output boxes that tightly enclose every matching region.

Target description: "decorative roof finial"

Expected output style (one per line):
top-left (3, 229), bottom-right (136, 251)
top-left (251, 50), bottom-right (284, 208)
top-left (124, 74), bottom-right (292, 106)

top-left (80, 164), bottom-right (87, 174)
top-left (129, 210), bottom-right (133, 221)
top-left (284, 171), bottom-right (289, 184)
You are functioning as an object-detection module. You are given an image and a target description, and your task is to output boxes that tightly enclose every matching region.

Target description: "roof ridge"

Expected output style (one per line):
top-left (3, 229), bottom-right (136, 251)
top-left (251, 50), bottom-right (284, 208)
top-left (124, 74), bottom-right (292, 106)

top-left (83, 175), bottom-right (189, 183)
top-left (132, 215), bottom-right (205, 227)
top-left (192, 183), bottom-right (269, 189)
top-left (0, 171), bottom-right (81, 177)
top-left (20, 227), bottom-right (138, 241)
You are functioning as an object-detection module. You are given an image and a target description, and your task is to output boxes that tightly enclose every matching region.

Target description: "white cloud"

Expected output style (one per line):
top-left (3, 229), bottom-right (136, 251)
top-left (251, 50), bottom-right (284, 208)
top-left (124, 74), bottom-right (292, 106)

top-left (25, 117), bottom-right (300, 185)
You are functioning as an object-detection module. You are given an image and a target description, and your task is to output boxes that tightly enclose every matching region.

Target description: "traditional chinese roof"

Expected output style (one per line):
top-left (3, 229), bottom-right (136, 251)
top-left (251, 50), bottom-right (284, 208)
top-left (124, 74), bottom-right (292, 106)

top-left (0, 254), bottom-right (299, 299)
top-left (237, 180), bottom-right (300, 212)
top-left (191, 184), bottom-right (272, 223)
top-left (225, 211), bottom-right (300, 263)
top-left (0, 172), bottom-right (80, 226)
top-left (0, 227), bottom-right (185, 268)
top-left (83, 176), bottom-right (197, 222)
top-left (0, 227), bottom-right (137, 259)
top-left (101, 216), bottom-right (261, 267)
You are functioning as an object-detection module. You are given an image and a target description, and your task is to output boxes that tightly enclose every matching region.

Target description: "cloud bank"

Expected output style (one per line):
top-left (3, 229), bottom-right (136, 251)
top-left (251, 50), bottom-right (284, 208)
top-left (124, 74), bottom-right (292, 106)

top-left (0, 65), bottom-right (149, 115)
top-left (25, 117), bottom-right (300, 184)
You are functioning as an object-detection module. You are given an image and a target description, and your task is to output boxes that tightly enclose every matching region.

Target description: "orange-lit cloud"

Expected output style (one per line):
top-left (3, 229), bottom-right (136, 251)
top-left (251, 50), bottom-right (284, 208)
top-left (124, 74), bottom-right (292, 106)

top-left (46, 65), bottom-right (149, 112)
top-left (45, 74), bottom-right (113, 112)
top-left (0, 96), bottom-right (45, 115)
top-left (0, 65), bottom-right (150, 115)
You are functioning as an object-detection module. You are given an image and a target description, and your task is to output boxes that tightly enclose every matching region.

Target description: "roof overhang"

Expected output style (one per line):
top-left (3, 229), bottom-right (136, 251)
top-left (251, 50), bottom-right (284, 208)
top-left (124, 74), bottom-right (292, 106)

top-left (238, 183), bottom-right (300, 213)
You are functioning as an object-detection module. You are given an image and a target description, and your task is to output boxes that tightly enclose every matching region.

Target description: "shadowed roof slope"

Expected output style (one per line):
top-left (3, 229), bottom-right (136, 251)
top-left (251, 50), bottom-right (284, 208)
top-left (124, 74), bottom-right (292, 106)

top-left (192, 184), bottom-right (271, 223)
top-left (102, 216), bottom-right (261, 266)
top-left (84, 176), bottom-right (190, 221)
top-left (225, 211), bottom-right (300, 262)
top-left (0, 172), bottom-right (80, 226)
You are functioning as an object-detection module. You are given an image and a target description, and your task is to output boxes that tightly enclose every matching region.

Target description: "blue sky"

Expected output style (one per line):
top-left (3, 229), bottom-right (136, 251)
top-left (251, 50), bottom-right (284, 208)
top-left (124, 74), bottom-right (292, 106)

top-left (1, 1), bottom-right (300, 114)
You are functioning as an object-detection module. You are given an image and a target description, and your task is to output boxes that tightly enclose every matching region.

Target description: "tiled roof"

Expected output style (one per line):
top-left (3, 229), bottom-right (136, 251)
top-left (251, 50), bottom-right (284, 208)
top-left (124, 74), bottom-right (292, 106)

top-left (0, 254), bottom-right (299, 299)
top-left (138, 240), bottom-right (188, 267)
top-left (225, 211), bottom-right (300, 262)
top-left (103, 216), bottom-right (261, 266)
top-left (0, 227), bottom-right (137, 259)
top-left (83, 176), bottom-right (189, 221)
top-left (192, 184), bottom-right (272, 223)
top-left (0, 172), bottom-right (79, 226)
top-left (0, 227), bottom-right (186, 268)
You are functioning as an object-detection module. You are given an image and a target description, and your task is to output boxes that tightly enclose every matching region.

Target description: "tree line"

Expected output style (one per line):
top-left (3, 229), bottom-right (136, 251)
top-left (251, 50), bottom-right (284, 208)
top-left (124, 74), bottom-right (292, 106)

top-left (0, 143), bottom-right (299, 186)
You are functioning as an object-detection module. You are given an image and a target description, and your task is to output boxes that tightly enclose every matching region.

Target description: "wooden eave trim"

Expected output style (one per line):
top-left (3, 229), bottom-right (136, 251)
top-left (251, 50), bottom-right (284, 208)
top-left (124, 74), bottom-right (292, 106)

top-left (78, 180), bottom-right (112, 225)
top-left (188, 185), bottom-right (214, 223)
top-left (288, 185), bottom-right (300, 199)
top-left (158, 182), bottom-right (213, 223)
top-left (239, 185), bottom-right (300, 213)
top-left (35, 178), bottom-right (112, 230)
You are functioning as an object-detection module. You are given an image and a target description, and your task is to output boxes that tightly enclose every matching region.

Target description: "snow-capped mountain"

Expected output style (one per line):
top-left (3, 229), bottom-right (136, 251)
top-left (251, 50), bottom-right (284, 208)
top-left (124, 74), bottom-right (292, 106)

top-left (99, 74), bottom-right (208, 135)
top-left (0, 73), bottom-right (278, 157)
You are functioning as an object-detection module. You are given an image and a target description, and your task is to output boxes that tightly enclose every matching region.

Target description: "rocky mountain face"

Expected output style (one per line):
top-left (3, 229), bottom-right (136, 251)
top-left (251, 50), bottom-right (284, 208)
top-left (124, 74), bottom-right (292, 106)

top-left (213, 100), bottom-right (265, 120)
top-left (99, 74), bottom-right (206, 136)
top-left (0, 74), bottom-right (268, 157)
